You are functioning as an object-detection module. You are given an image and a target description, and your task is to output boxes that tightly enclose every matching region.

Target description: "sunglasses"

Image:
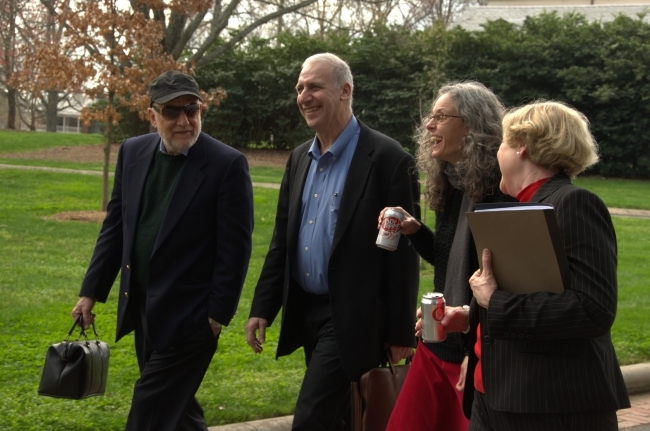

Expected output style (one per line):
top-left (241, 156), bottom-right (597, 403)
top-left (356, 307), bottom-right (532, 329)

top-left (151, 103), bottom-right (201, 121)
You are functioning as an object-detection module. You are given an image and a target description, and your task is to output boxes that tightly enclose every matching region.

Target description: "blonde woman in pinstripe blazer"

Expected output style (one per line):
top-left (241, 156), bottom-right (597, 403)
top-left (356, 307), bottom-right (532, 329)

top-left (444, 101), bottom-right (631, 431)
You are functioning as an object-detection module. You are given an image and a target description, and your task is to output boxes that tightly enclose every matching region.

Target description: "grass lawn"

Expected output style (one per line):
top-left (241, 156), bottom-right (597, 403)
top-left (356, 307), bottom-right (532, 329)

top-left (574, 177), bottom-right (650, 210)
top-left (0, 130), bottom-right (104, 152)
top-left (0, 144), bottom-right (649, 429)
top-left (0, 159), bottom-right (285, 186)
top-left (0, 169), bottom-right (304, 430)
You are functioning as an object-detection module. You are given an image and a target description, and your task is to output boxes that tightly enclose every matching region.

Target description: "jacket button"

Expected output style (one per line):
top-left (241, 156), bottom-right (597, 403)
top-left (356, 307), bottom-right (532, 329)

top-left (124, 292), bottom-right (129, 298)
top-left (483, 334), bottom-right (492, 345)
top-left (126, 264), bottom-right (131, 270)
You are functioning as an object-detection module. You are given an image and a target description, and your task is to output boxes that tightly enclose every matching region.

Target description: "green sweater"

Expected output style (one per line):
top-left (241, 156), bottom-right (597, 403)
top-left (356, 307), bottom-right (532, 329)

top-left (131, 150), bottom-right (186, 294)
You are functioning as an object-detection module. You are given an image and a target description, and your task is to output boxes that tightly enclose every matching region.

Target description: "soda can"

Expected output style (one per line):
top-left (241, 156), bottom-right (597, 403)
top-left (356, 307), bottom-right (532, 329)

top-left (421, 292), bottom-right (446, 343)
top-left (376, 208), bottom-right (404, 251)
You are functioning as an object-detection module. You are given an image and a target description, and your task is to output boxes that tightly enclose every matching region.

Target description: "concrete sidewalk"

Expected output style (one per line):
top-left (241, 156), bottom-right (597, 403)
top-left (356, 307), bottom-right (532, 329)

top-left (1, 164), bottom-right (650, 217)
top-left (208, 363), bottom-right (650, 431)
top-left (609, 208), bottom-right (650, 219)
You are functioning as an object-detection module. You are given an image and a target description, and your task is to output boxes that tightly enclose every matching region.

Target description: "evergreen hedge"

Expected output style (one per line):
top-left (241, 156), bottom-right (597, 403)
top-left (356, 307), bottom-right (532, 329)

top-left (191, 12), bottom-right (650, 178)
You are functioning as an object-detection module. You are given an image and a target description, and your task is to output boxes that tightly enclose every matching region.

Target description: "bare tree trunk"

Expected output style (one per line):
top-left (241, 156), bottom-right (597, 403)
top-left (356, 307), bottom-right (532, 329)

top-left (3, 0), bottom-right (17, 129)
top-left (27, 98), bottom-right (36, 130)
top-left (46, 90), bottom-right (58, 132)
top-left (6, 86), bottom-right (17, 129)
top-left (102, 93), bottom-right (115, 211)
top-left (276, 0), bottom-right (284, 40)
top-left (102, 120), bottom-right (113, 211)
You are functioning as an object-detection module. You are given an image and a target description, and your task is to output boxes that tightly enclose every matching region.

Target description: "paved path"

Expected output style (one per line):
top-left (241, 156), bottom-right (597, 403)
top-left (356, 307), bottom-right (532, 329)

top-left (0, 163), bottom-right (116, 176)
top-left (207, 363), bottom-right (650, 430)
top-left (609, 208), bottom-right (650, 219)
top-left (620, 392), bottom-right (650, 429)
top-left (0, 163), bottom-right (282, 190)
top-left (2, 163), bottom-right (650, 217)
top-left (206, 392), bottom-right (650, 430)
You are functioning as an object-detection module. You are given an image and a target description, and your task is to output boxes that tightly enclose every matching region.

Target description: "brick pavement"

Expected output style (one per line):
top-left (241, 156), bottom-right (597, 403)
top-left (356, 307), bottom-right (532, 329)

top-left (620, 392), bottom-right (650, 429)
top-left (209, 393), bottom-right (650, 430)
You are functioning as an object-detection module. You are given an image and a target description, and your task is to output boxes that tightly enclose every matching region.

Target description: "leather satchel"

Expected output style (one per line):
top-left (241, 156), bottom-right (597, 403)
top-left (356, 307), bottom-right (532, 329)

top-left (38, 316), bottom-right (110, 400)
top-left (351, 350), bottom-right (411, 431)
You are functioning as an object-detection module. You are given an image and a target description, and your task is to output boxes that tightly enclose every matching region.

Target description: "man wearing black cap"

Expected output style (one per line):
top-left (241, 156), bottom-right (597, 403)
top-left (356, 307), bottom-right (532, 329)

top-left (71, 70), bottom-right (254, 430)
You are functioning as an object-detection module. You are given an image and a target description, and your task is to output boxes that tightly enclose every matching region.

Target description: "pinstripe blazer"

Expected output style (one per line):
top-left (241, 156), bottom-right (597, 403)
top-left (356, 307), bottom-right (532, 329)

top-left (463, 174), bottom-right (630, 416)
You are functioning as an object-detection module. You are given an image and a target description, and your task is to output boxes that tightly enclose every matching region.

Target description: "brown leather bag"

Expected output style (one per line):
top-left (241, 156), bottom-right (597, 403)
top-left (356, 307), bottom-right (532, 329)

top-left (351, 350), bottom-right (411, 431)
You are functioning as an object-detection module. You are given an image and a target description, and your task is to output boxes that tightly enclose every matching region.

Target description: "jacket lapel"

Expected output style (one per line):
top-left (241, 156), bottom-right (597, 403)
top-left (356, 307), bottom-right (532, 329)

top-left (152, 134), bottom-right (208, 256)
top-left (125, 136), bottom-right (158, 252)
top-left (287, 146), bottom-right (312, 254)
top-left (331, 121), bottom-right (374, 253)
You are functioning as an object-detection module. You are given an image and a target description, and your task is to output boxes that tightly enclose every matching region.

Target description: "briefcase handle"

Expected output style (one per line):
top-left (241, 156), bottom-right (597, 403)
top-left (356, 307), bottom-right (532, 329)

top-left (383, 349), bottom-right (413, 376)
top-left (66, 315), bottom-right (102, 344)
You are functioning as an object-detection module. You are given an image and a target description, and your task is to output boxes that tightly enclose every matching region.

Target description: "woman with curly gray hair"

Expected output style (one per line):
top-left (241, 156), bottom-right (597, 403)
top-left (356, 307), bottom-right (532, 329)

top-left (381, 81), bottom-right (513, 431)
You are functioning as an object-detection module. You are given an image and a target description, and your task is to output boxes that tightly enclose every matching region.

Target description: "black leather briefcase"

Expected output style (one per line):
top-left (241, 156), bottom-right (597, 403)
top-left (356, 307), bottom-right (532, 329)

top-left (38, 316), bottom-right (110, 400)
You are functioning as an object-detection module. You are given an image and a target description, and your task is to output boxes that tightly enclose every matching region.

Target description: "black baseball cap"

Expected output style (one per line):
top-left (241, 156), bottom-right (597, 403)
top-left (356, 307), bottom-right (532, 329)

top-left (149, 70), bottom-right (202, 105)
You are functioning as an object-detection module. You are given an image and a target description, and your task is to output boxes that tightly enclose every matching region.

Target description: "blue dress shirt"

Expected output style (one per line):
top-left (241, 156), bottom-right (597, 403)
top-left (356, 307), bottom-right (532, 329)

top-left (293, 116), bottom-right (361, 294)
top-left (159, 139), bottom-right (190, 156)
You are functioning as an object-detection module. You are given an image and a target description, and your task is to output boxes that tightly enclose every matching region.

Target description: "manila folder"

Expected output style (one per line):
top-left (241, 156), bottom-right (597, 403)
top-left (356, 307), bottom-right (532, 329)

top-left (466, 203), bottom-right (570, 294)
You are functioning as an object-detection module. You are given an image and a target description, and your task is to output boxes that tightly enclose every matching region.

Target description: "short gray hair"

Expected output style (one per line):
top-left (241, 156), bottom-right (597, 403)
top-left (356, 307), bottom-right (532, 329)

top-left (302, 53), bottom-right (354, 105)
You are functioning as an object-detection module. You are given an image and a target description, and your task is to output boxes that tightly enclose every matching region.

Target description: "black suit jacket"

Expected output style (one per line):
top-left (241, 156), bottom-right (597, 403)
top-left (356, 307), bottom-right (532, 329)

top-left (464, 174), bottom-right (630, 415)
top-left (80, 132), bottom-right (254, 352)
top-left (249, 120), bottom-right (420, 381)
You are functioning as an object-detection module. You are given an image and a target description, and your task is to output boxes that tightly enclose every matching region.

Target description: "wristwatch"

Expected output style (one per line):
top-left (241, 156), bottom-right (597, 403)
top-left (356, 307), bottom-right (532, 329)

top-left (208, 317), bottom-right (222, 331)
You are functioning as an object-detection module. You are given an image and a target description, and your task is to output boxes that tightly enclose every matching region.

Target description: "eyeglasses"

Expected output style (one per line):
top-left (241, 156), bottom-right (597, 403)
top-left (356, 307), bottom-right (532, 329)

top-left (426, 113), bottom-right (462, 124)
top-left (151, 103), bottom-right (201, 121)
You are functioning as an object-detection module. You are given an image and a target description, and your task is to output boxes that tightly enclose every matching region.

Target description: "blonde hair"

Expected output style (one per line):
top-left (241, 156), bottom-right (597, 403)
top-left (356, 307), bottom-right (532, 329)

top-left (416, 81), bottom-right (505, 211)
top-left (502, 101), bottom-right (599, 178)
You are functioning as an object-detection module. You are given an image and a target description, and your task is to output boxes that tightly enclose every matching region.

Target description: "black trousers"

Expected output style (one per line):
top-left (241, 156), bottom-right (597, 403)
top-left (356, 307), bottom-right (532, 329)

top-left (469, 389), bottom-right (618, 431)
top-left (125, 298), bottom-right (218, 431)
top-left (292, 293), bottom-right (351, 431)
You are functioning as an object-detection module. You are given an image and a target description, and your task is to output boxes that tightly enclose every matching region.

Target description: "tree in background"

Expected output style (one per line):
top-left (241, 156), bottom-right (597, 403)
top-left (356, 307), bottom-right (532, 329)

top-left (3, 0), bottom-right (72, 131)
top-left (444, 11), bottom-right (650, 178)
top-left (0, 0), bottom-right (25, 129)
top-left (282, 0), bottom-right (479, 37)
top-left (200, 25), bottom-right (449, 152)
top-left (199, 11), bottom-right (649, 178)
top-left (19, 0), bottom-right (224, 210)
top-left (350, 24), bottom-right (450, 151)
top-left (7, 0), bottom-right (69, 132)
top-left (6, 0), bottom-right (480, 132)
top-left (583, 14), bottom-right (650, 177)
top-left (201, 30), bottom-right (349, 149)
top-left (130, 0), bottom-right (320, 67)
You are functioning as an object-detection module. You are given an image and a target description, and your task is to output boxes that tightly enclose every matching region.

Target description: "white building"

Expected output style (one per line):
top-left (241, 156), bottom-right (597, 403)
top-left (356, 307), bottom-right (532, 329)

top-left (455, 0), bottom-right (650, 30)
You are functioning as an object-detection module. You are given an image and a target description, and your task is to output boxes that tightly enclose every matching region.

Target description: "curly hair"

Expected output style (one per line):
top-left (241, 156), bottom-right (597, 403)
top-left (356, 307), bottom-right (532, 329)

top-left (416, 81), bottom-right (505, 211)
top-left (502, 100), bottom-right (599, 178)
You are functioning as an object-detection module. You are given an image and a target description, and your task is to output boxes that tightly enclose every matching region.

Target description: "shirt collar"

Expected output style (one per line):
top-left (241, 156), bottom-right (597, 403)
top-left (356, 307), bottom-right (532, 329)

top-left (308, 116), bottom-right (359, 160)
top-left (517, 177), bottom-right (550, 202)
top-left (158, 138), bottom-right (190, 156)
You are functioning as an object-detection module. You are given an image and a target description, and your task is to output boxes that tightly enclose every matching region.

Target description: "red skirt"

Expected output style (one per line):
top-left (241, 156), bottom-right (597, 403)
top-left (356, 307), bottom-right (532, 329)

top-left (386, 339), bottom-right (469, 431)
